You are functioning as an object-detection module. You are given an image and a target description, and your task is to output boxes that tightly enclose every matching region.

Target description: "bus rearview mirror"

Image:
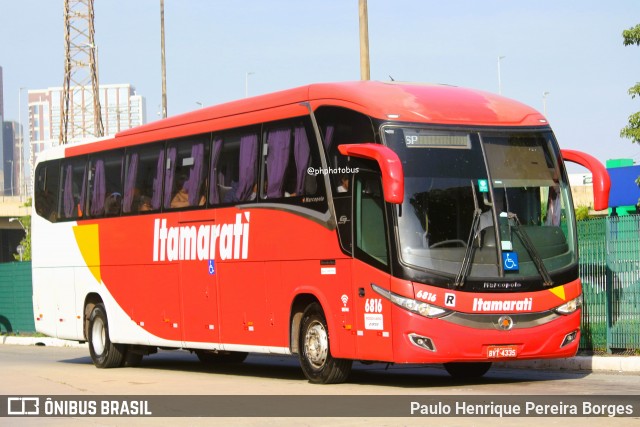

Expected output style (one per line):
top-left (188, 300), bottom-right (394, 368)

top-left (337, 143), bottom-right (404, 204)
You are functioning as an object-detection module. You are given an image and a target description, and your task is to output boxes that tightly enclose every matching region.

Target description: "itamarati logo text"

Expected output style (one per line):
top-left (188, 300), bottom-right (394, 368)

top-left (152, 212), bottom-right (250, 262)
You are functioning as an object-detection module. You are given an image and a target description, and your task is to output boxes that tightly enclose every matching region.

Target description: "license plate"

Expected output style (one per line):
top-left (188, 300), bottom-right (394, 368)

top-left (487, 345), bottom-right (518, 359)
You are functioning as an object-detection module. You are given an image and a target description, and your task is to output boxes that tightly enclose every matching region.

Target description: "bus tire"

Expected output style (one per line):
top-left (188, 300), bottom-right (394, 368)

top-left (298, 303), bottom-right (352, 384)
top-left (443, 362), bottom-right (492, 379)
top-left (88, 303), bottom-right (126, 368)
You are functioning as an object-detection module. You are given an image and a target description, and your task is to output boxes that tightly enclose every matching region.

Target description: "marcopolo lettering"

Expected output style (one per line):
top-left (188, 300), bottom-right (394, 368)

top-left (153, 212), bottom-right (250, 262)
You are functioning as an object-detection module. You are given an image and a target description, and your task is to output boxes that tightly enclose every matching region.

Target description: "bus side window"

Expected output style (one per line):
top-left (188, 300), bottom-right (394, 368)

top-left (292, 123), bottom-right (319, 197)
top-left (59, 157), bottom-right (87, 220)
top-left (262, 126), bottom-right (292, 199)
top-left (214, 129), bottom-right (259, 204)
top-left (122, 144), bottom-right (164, 214)
top-left (236, 133), bottom-right (258, 202)
top-left (209, 135), bottom-right (224, 204)
top-left (34, 160), bottom-right (61, 223)
top-left (315, 107), bottom-right (375, 193)
top-left (260, 119), bottom-right (321, 201)
top-left (165, 135), bottom-right (209, 210)
top-left (88, 150), bottom-right (123, 217)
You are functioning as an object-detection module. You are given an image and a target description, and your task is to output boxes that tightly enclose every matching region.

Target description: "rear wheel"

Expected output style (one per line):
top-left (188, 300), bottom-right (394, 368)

top-left (298, 303), bottom-right (352, 384)
top-left (87, 304), bottom-right (125, 368)
top-left (195, 350), bottom-right (248, 364)
top-left (443, 362), bottom-right (492, 378)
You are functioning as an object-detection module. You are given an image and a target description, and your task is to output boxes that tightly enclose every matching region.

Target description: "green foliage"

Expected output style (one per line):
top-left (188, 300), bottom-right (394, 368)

top-left (623, 24), bottom-right (640, 46)
top-left (12, 199), bottom-right (32, 262)
top-left (620, 111), bottom-right (640, 143)
top-left (575, 205), bottom-right (590, 221)
top-left (621, 25), bottom-right (640, 201)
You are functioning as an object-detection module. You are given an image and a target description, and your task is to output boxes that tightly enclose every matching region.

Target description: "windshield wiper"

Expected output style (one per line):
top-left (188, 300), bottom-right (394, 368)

top-left (508, 213), bottom-right (554, 287)
top-left (453, 182), bottom-right (481, 288)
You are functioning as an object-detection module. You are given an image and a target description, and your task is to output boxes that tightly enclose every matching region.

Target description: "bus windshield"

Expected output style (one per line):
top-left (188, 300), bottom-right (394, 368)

top-left (384, 126), bottom-right (576, 286)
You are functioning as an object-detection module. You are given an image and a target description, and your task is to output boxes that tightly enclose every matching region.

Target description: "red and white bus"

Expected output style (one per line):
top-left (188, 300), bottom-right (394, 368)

top-left (32, 81), bottom-right (609, 383)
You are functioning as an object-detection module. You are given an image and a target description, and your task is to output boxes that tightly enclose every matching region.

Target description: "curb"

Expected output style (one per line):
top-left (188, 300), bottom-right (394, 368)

top-left (0, 336), bottom-right (88, 348)
top-left (497, 355), bottom-right (640, 373)
top-left (2, 337), bottom-right (639, 373)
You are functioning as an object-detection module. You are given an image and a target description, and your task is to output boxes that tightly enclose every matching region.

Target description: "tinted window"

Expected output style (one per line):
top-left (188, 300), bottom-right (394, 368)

top-left (59, 157), bottom-right (87, 220)
top-left (34, 160), bottom-right (61, 222)
top-left (122, 143), bottom-right (164, 214)
top-left (165, 135), bottom-right (210, 210)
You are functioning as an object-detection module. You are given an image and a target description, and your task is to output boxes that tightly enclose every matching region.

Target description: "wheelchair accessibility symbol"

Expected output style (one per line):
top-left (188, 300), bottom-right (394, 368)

top-left (502, 252), bottom-right (519, 271)
top-left (208, 260), bottom-right (215, 275)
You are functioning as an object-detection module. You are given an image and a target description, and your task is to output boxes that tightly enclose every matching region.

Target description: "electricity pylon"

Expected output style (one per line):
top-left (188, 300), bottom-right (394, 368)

top-left (59, 0), bottom-right (103, 145)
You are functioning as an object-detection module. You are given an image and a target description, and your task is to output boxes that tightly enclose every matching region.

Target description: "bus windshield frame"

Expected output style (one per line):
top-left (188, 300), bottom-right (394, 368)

top-left (383, 124), bottom-right (577, 291)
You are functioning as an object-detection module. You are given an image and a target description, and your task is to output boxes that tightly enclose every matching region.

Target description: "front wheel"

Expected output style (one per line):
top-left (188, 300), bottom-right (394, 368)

top-left (298, 303), bottom-right (352, 384)
top-left (87, 303), bottom-right (126, 368)
top-left (443, 362), bottom-right (492, 379)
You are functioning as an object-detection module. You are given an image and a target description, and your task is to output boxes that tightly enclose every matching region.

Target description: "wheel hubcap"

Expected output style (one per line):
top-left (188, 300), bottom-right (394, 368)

top-left (304, 320), bottom-right (328, 369)
top-left (92, 317), bottom-right (106, 355)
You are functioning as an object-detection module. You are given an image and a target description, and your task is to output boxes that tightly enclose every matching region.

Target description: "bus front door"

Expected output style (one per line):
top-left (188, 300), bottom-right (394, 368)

top-left (352, 172), bottom-right (394, 362)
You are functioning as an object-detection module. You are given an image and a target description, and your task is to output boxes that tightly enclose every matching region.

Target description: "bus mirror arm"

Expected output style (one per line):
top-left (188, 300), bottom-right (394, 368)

top-left (560, 149), bottom-right (611, 211)
top-left (337, 143), bottom-right (405, 204)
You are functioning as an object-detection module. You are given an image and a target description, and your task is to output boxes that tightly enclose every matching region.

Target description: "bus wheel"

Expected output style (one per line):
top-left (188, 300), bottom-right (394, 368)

top-left (298, 303), bottom-right (352, 384)
top-left (195, 350), bottom-right (248, 364)
top-left (443, 362), bottom-right (492, 379)
top-left (87, 303), bottom-right (125, 368)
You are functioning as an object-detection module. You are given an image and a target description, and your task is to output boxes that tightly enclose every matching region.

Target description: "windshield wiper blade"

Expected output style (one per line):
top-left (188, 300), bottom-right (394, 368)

top-left (453, 181), bottom-right (482, 288)
top-left (453, 208), bottom-right (480, 288)
top-left (509, 213), bottom-right (554, 287)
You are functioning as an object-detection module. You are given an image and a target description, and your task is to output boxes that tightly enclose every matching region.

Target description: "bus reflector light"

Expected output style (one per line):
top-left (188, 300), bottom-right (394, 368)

top-left (408, 333), bottom-right (436, 352)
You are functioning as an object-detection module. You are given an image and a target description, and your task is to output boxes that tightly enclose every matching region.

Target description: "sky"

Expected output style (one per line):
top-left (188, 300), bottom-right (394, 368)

top-left (1, 0), bottom-right (640, 171)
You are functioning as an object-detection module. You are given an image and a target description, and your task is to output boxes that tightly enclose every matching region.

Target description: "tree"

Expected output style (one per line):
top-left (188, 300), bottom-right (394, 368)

top-left (12, 199), bottom-right (31, 262)
top-left (621, 24), bottom-right (640, 201)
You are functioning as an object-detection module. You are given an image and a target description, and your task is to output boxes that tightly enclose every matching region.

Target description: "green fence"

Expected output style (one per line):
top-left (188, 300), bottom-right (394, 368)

top-left (578, 214), bottom-right (640, 353)
top-left (0, 261), bottom-right (35, 334)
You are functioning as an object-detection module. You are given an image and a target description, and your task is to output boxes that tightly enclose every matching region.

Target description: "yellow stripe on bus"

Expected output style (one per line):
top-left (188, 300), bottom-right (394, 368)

top-left (73, 224), bottom-right (102, 284)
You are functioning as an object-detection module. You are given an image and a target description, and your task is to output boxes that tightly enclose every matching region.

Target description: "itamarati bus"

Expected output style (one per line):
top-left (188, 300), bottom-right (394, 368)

top-left (32, 81), bottom-right (609, 384)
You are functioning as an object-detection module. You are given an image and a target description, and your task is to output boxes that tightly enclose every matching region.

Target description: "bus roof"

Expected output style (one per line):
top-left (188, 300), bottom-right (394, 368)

top-left (117, 81), bottom-right (547, 139)
top-left (54, 81), bottom-right (548, 158)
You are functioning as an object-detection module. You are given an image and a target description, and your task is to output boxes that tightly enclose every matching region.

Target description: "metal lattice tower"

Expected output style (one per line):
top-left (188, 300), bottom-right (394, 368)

top-left (59, 0), bottom-right (103, 145)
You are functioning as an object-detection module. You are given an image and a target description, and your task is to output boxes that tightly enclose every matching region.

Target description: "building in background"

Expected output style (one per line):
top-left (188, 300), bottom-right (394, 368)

top-left (28, 83), bottom-right (146, 192)
top-left (0, 65), bottom-right (4, 195)
top-left (2, 122), bottom-right (19, 197)
top-left (0, 65), bottom-right (4, 119)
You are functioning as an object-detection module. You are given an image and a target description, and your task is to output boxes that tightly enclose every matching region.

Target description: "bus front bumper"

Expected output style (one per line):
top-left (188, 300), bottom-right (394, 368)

top-left (390, 306), bottom-right (581, 364)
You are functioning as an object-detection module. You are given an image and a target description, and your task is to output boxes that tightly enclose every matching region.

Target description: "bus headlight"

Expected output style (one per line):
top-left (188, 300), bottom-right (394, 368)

top-left (554, 295), bottom-right (583, 315)
top-left (372, 284), bottom-right (450, 318)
